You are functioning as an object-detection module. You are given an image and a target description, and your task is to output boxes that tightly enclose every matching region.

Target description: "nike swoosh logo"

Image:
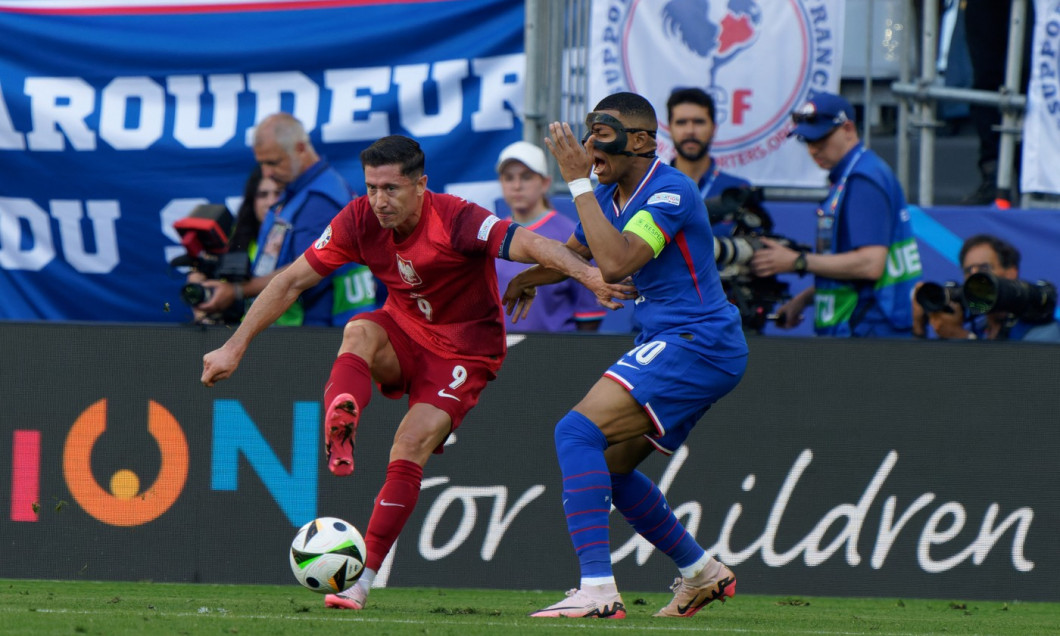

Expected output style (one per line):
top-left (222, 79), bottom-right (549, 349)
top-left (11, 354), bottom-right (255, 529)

top-left (379, 500), bottom-right (405, 508)
top-left (437, 389), bottom-right (460, 401)
top-left (616, 360), bottom-right (638, 369)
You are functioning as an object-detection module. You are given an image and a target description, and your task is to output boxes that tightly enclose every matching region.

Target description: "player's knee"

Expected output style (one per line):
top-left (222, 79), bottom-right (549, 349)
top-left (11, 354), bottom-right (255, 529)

top-left (554, 411), bottom-right (605, 449)
top-left (340, 320), bottom-right (384, 356)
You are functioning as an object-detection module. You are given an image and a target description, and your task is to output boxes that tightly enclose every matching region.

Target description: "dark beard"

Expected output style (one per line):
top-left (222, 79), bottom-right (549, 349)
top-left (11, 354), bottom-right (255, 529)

top-left (675, 139), bottom-right (709, 162)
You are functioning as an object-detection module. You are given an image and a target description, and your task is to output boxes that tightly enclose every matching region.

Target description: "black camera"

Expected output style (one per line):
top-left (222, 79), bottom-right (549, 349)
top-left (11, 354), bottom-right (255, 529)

top-left (179, 251), bottom-right (252, 306)
top-left (914, 281), bottom-right (964, 314)
top-left (706, 187), bottom-right (810, 333)
top-left (963, 272), bottom-right (1058, 324)
top-left (170, 203), bottom-right (251, 323)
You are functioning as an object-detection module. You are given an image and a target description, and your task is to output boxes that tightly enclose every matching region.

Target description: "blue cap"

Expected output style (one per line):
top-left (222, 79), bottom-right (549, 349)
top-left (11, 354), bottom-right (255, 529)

top-left (788, 92), bottom-right (855, 142)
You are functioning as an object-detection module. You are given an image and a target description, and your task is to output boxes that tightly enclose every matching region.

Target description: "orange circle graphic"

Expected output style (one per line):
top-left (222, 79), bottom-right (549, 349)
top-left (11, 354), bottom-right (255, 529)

top-left (62, 399), bottom-right (189, 527)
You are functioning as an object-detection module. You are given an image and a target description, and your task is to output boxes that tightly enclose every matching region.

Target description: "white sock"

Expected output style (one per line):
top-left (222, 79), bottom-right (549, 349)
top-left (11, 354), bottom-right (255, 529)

top-left (580, 576), bottom-right (617, 595)
top-left (679, 554), bottom-right (718, 579)
top-left (355, 568), bottom-right (377, 594)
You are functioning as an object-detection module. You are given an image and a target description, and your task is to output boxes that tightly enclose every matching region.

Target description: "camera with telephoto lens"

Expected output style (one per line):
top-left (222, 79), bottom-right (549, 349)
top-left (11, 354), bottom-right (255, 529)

top-left (914, 281), bottom-right (964, 314)
top-left (706, 187), bottom-right (811, 333)
top-left (963, 272), bottom-right (1058, 324)
top-left (170, 203), bottom-right (251, 324)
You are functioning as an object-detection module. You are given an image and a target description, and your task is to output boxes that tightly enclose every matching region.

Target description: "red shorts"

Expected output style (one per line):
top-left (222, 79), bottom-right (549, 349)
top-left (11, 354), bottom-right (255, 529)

top-left (356, 310), bottom-right (496, 441)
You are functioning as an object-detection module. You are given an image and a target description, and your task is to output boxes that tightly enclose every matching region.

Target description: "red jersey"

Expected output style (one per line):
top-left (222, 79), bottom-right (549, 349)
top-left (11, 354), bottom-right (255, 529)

top-left (304, 190), bottom-right (513, 367)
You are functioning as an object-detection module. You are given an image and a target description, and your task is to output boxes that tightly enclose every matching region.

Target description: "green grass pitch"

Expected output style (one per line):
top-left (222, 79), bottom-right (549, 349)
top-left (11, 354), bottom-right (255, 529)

top-left (2, 579), bottom-right (1059, 635)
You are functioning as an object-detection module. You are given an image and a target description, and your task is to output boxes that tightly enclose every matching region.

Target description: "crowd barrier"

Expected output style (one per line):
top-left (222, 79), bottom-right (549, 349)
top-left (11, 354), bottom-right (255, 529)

top-left (2, 323), bottom-right (1057, 601)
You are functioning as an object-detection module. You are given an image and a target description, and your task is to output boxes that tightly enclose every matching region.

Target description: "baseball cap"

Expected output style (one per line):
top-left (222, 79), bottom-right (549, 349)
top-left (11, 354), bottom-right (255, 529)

top-left (496, 141), bottom-right (549, 178)
top-left (788, 92), bottom-right (855, 142)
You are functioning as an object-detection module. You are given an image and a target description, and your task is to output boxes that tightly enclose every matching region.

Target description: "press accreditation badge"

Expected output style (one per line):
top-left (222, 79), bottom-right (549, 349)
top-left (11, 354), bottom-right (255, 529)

top-left (253, 219), bottom-right (291, 277)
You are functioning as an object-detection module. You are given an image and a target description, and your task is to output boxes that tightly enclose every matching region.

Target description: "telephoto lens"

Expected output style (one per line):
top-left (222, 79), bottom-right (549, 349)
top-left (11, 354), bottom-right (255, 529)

top-left (181, 282), bottom-right (212, 306)
top-left (914, 281), bottom-right (962, 313)
top-left (964, 272), bottom-right (1058, 323)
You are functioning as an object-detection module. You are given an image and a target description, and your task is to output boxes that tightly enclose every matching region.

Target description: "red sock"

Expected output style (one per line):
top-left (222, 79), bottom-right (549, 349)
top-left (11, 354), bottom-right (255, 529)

top-left (324, 353), bottom-right (373, 413)
top-left (363, 459), bottom-right (423, 572)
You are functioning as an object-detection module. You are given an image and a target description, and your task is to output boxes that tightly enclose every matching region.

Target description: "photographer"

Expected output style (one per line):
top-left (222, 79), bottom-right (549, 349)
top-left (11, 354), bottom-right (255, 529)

top-left (913, 234), bottom-right (1060, 342)
top-left (192, 113), bottom-right (376, 326)
top-left (185, 165), bottom-right (279, 324)
top-left (750, 93), bottom-right (922, 337)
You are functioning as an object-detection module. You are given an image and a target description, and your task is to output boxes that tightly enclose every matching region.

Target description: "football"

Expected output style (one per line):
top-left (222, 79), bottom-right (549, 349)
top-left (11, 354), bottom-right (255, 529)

top-left (289, 517), bottom-right (367, 594)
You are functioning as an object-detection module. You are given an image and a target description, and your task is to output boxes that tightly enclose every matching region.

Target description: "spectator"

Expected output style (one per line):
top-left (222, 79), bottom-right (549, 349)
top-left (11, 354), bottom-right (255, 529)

top-left (913, 234), bottom-right (1060, 342)
top-left (194, 112), bottom-right (377, 326)
top-left (751, 92), bottom-right (923, 337)
top-left (666, 87), bottom-right (750, 201)
top-left (494, 141), bottom-right (604, 332)
top-left (199, 135), bottom-right (634, 612)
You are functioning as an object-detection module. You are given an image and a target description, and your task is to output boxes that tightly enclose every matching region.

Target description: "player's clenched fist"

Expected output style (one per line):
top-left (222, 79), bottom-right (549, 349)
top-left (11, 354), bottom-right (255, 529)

top-left (201, 347), bottom-right (240, 387)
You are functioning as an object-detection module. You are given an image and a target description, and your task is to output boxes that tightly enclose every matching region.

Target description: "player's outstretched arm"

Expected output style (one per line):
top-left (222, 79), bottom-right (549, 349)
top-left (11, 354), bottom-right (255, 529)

top-left (504, 229), bottom-right (636, 317)
top-left (200, 255), bottom-right (324, 387)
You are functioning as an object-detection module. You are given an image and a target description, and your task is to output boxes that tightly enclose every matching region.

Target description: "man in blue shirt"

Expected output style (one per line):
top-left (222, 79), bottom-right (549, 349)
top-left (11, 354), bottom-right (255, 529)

top-left (505, 92), bottom-right (748, 619)
top-left (667, 87), bottom-right (750, 201)
top-left (751, 92), bottom-right (922, 337)
top-left (194, 113), bottom-right (376, 325)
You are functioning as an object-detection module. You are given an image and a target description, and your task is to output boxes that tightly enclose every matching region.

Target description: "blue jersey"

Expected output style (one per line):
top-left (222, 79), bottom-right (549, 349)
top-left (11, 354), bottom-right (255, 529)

top-left (574, 160), bottom-right (746, 360)
top-left (690, 159), bottom-right (752, 200)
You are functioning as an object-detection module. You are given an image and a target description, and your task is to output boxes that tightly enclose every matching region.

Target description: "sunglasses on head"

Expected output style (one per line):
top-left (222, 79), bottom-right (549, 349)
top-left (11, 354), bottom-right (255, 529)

top-left (791, 110), bottom-right (849, 126)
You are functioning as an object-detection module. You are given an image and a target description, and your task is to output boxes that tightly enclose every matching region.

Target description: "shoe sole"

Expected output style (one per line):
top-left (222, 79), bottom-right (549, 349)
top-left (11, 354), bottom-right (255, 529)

top-left (325, 394), bottom-right (359, 477)
top-left (529, 602), bottom-right (626, 619)
top-left (324, 594), bottom-right (362, 610)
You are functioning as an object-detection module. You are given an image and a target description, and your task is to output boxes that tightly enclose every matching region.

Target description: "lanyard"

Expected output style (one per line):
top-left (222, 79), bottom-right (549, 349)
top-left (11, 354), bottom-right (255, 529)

top-left (815, 147), bottom-right (866, 254)
top-left (698, 164), bottom-right (721, 200)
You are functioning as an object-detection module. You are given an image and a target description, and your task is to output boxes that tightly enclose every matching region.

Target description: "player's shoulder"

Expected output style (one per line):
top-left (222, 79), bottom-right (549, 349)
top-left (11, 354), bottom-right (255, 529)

top-left (655, 162), bottom-right (699, 193)
top-left (424, 190), bottom-right (492, 222)
top-left (646, 164), bottom-right (699, 207)
top-left (426, 190), bottom-right (509, 244)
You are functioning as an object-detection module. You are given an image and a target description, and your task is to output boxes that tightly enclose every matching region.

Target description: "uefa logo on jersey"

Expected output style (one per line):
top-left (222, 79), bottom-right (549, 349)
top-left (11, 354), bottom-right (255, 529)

top-left (593, 0), bottom-right (842, 167)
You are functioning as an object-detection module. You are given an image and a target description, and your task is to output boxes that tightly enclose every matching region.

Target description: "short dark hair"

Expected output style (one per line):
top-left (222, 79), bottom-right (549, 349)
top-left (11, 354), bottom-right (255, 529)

top-left (666, 87), bottom-right (716, 124)
top-left (360, 135), bottom-right (425, 179)
top-left (959, 234), bottom-right (1021, 270)
top-left (593, 92), bottom-right (657, 131)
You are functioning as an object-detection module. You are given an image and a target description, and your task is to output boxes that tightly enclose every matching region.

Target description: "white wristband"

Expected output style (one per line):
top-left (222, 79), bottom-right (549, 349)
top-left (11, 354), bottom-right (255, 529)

top-left (567, 178), bottom-right (593, 199)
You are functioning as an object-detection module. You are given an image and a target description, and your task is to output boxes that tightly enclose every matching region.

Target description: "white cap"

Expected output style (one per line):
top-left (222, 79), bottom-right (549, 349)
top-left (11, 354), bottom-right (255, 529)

top-left (496, 141), bottom-right (549, 178)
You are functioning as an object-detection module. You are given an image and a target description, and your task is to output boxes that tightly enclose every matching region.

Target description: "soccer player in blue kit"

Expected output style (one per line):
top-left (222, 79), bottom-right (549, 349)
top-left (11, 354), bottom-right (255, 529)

top-left (502, 92), bottom-right (749, 619)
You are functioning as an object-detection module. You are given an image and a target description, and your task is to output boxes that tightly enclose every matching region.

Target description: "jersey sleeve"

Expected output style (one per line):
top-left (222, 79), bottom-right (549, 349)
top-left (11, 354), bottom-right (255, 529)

top-left (621, 184), bottom-right (692, 255)
top-left (304, 200), bottom-right (362, 276)
top-left (448, 198), bottom-right (514, 258)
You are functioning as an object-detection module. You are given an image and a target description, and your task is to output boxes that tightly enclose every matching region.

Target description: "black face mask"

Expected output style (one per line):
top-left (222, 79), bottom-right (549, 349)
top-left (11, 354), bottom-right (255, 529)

top-left (582, 112), bottom-right (657, 158)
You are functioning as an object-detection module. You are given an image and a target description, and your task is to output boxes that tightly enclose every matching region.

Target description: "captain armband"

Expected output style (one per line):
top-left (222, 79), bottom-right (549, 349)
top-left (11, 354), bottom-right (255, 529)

top-left (622, 210), bottom-right (666, 257)
top-left (498, 222), bottom-right (519, 260)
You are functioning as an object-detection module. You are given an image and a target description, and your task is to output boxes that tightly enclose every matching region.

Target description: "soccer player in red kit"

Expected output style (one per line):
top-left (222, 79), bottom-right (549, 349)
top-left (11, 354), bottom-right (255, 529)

top-left (200, 135), bottom-right (633, 611)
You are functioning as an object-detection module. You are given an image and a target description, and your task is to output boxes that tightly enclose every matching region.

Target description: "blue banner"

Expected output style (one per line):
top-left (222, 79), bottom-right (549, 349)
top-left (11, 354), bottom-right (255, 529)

top-left (0, 0), bottom-right (523, 321)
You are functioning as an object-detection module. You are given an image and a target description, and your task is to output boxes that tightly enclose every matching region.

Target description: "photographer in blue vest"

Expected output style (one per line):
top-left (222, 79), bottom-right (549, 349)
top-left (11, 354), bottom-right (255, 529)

top-left (194, 113), bottom-right (376, 326)
top-left (750, 92), bottom-right (922, 337)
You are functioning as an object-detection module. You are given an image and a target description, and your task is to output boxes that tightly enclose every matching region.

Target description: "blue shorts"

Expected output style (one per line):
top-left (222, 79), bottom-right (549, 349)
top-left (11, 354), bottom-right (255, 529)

top-left (603, 334), bottom-right (746, 454)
